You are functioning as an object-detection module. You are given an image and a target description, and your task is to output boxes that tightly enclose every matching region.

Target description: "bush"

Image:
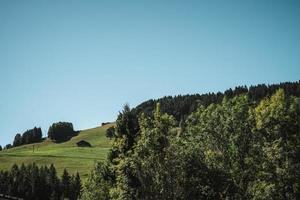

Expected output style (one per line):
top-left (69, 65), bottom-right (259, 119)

top-left (105, 127), bottom-right (115, 139)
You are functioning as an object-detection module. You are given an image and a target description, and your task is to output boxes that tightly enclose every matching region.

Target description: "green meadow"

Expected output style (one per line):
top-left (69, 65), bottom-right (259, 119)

top-left (0, 124), bottom-right (113, 180)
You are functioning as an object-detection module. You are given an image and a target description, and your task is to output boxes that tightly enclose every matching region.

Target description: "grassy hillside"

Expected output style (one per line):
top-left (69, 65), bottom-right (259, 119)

top-left (0, 124), bottom-right (113, 180)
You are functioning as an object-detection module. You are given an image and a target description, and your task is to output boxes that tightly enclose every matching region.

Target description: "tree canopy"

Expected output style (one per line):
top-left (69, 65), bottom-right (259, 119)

top-left (47, 122), bottom-right (77, 142)
top-left (12, 127), bottom-right (42, 147)
top-left (0, 163), bottom-right (82, 200)
top-left (83, 87), bottom-right (300, 200)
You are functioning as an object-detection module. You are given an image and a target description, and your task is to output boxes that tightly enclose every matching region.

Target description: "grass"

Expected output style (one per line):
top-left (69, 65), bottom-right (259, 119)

top-left (0, 124), bottom-right (114, 180)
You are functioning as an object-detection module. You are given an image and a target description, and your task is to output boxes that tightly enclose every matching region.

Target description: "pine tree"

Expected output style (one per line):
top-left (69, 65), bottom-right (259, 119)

top-left (48, 164), bottom-right (61, 199)
top-left (61, 169), bottom-right (71, 199)
top-left (13, 133), bottom-right (22, 147)
top-left (73, 172), bottom-right (82, 200)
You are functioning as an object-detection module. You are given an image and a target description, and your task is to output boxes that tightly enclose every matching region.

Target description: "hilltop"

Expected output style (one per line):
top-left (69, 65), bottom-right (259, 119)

top-left (0, 124), bottom-right (113, 179)
top-left (1, 81), bottom-right (300, 199)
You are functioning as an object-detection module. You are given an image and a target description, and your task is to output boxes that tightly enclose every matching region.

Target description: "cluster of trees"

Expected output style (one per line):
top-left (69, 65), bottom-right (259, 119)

top-left (0, 163), bottom-right (82, 200)
top-left (48, 122), bottom-right (77, 142)
top-left (2, 122), bottom-right (78, 150)
top-left (134, 81), bottom-right (300, 123)
top-left (1, 81), bottom-right (299, 199)
top-left (3, 144), bottom-right (12, 150)
top-left (1, 127), bottom-right (43, 150)
top-left (83, 87), bottom-right (300, 199)
top-left (13, 127), bottom-right (43, 147)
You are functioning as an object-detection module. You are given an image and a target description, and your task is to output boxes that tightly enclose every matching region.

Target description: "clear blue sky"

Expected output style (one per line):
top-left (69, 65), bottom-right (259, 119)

top-left (0, 0), bottom-right (300, 146)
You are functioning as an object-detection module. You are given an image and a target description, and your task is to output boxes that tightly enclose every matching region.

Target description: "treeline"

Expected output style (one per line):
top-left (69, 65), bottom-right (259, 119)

top-left (3, 122), bottom-right (77, 150)
top-left (83, 88), bottom-right (300, 199)
top-left (134, 81), bottom-right (300, 122)
top-left (0, 163), bottom-right (82, 200)
top-left (13, 127), bottom-right (42, 147)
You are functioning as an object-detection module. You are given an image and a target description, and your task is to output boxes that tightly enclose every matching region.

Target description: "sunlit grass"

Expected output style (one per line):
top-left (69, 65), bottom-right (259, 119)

top-left (0, 124), bottom-right (114, 180)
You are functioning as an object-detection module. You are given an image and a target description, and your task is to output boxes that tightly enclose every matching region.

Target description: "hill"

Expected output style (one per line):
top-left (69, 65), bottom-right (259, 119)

top-left (134, 81), bottom-right (300, 122)
top-left (82, 88), bottom-right (300, 199)
top-left (0, 124), bottom-right (113, 180)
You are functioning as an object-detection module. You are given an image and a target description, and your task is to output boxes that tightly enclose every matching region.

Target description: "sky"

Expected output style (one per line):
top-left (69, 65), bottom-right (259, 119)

top-left (0, 0), bottom-right (300, 146)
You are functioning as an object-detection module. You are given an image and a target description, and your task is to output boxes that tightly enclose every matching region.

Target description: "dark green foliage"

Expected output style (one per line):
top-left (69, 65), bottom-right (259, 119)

top-left (22, 127), bottom-right (42, 145)
top-left (60, 170), bottom-right (82, 200)
top-left (0, 145), bottom-right (2, 151)
top-left (47, 122), bottom-right (77, 142)
top-left (48, 164), bottom-right (61, 199)
top-left (82, 105), bottom-right (139, 199)
top-left (61, 169), bottom-right (71, 199)
top-left (3, 82), bottom-right (297, 199)
top-left (86, 104), bottom-right (238, 199)
top-left (106, 127), bottom-right (115, 139)
top-left (12, 127), bottom-right (42, 147)
top-left (84, 82), bottom-right (300, 200)
top-left (4, 144), bottom-right (12, 149)
top-left (0, 170), bottom-right (9, 194)
top-left (134, 81), bottom-right (300, 123)
top-left (0, 163), bottom-right (82, 200)
top-left (128, 104), bottom-right (236, 199)
top-left (70, 172), bottom-right (82, 200)
top-left (115, 104), bottom-right (139, 151)
top-left (13, 133), bottom-right (22, 147)
top-left (108, 104), bottom-right (139, 164)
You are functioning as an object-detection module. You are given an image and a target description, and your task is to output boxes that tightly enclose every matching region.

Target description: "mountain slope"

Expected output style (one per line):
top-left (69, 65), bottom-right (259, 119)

top-left (0, 124), bottom-right (113, 179)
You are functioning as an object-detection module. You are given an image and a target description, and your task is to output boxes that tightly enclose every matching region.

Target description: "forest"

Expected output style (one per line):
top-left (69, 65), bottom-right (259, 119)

top-left (1, 81), bottom-right (300, 199)
top-left (83, 82), bottom-right (300, 200)
top-left (0, 163), bottom-right (81, 200)
top-left (134, 81), bottom-right (300, 123)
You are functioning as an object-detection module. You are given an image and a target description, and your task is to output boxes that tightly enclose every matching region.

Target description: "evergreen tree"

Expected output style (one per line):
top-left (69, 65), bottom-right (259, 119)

top-left (69, 172), bottom-right (82, 200)
top-left (0, 170), bottom-right (9, 194)
top-left (48, 164), bottom-right (61, 199)
top-left (0, 163), bottom-right (81, 200)
top-left (12, 127), bottom-right (43, 148)
top-left (109, 104), bottom-right (140, 199)
top-left (74, 172), bottom-right (82, 199)
top-left (13, 133), bottom-right (22, 147)
top-left (32, 127), bottom-right (42, 143)
top-left (17, 163), bottom-right (28, 198)
top-left (48, 122), bottom-right (76, 142)
top-left (115, 104), bottom-right (139, 153)
top-left (61, 169), bottom-right (71, 199)
top-left (9, 164), bottom-right (19, 196)
top-left (134, 81), bottom-right (300, 123)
